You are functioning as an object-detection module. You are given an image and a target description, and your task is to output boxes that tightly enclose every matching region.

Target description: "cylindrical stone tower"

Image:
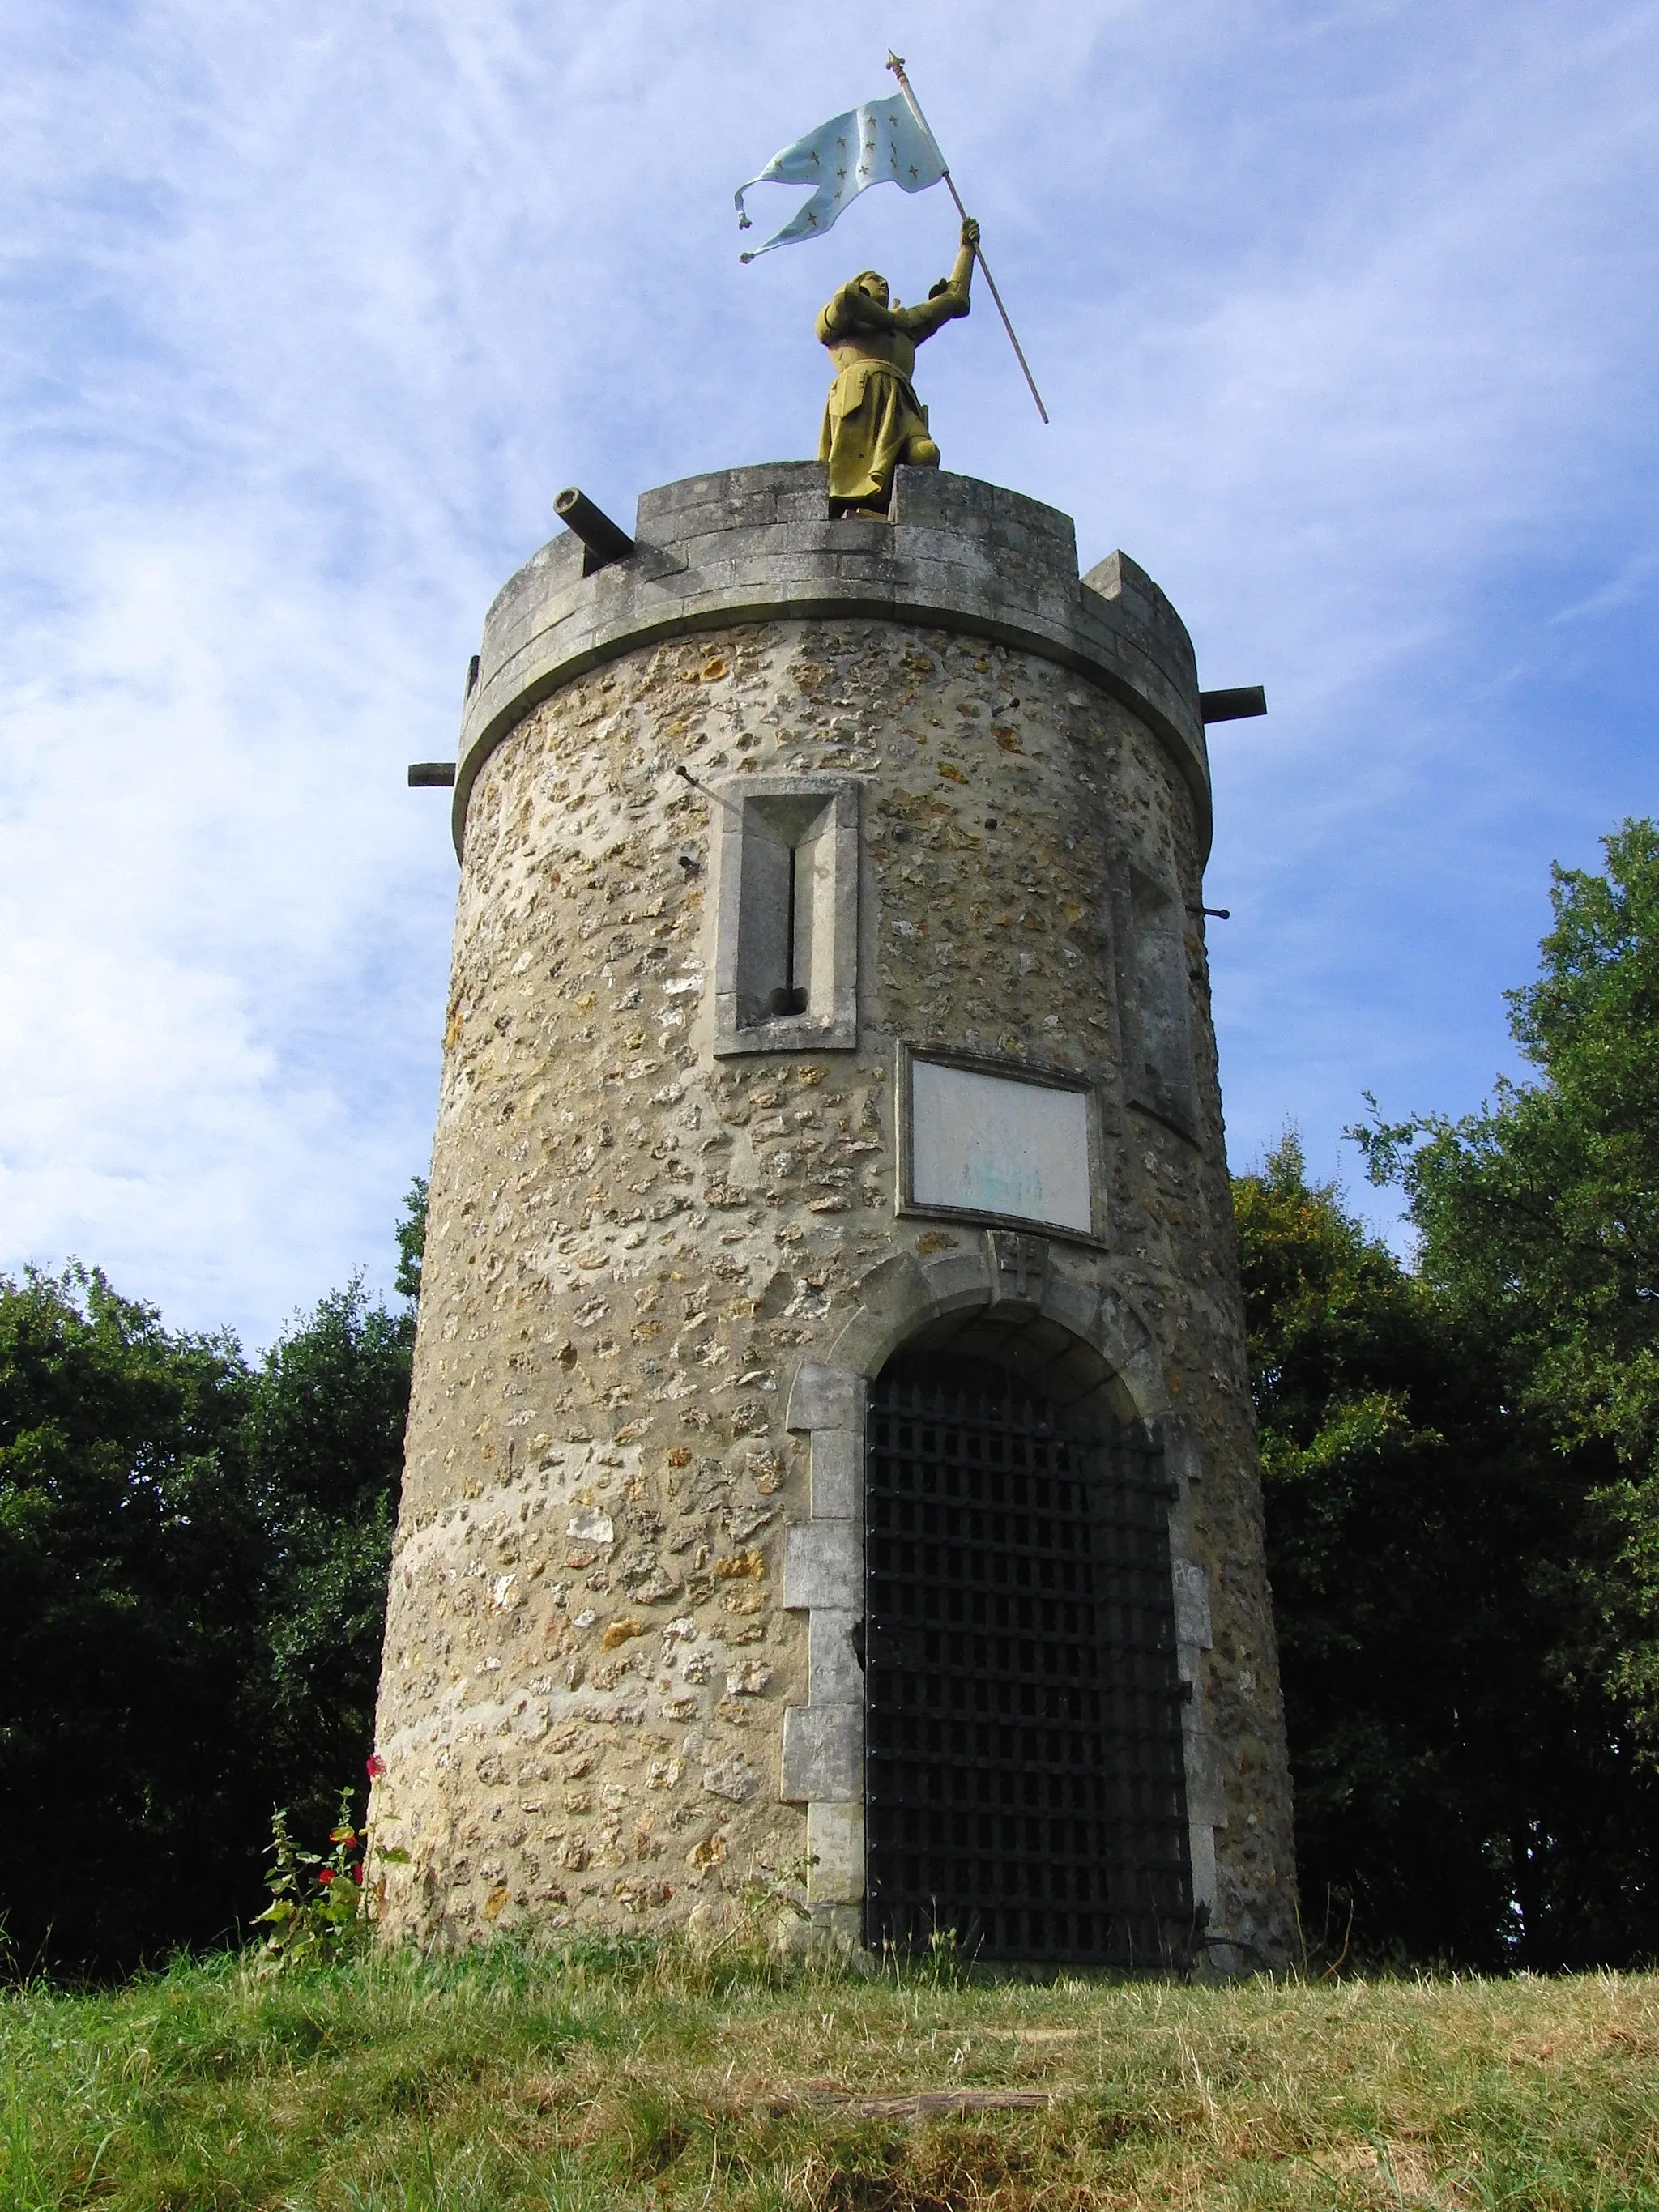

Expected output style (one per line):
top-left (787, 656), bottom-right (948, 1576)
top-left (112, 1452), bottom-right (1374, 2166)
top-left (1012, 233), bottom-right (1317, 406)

top-left (370, 462), bottom-right (1295, 1971)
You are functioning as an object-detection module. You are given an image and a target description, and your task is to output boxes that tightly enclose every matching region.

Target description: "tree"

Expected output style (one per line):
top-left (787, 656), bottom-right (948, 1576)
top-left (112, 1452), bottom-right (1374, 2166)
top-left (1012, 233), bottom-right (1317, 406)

top-left (245, 1278), bottom-right (414, 1845)
top-left (393, 1177), bottom-right (428, 1304)
top-left (1237, 1135), bottom-right (1659, 1968)
top-left (0, 1196), bottom-right (421, 1978)
top-left (1356, 820), bottom-right (1659, 1755)
top-left (0, 1267), bottom-right (263, 1972)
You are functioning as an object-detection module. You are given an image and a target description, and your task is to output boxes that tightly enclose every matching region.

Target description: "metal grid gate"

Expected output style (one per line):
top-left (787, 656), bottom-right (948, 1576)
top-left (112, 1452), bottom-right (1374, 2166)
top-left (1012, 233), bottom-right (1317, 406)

top-left (864, 1361), bottom-right (1194, 1965)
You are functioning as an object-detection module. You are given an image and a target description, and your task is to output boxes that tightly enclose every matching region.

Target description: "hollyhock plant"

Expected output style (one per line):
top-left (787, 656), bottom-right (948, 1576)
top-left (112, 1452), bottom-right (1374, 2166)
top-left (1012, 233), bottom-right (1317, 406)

top-left (252, 1785), bottom-right (373, 1971)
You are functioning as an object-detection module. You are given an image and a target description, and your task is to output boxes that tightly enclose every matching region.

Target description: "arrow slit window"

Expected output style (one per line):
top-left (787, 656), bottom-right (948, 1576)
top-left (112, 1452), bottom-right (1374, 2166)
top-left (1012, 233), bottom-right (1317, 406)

top-left (1121, 865), bottom-right (1196, 1136)
top-left (712, 777), bottom-right (859, 1055)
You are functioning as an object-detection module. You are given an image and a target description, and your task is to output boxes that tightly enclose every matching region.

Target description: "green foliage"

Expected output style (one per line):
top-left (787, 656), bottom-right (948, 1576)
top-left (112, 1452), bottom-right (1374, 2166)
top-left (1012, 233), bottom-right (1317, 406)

top-left (2, 1942), bottom-right (1659, 2210)
top-left (1236, 1134), bottom-right (1659, 1968)
top-left (1239, 827), bottom-right (1659, 1967)
top-left (0, 1242), bottom-right (414, 1978)
top-left (394, 1177), bottom-right (428, 1305)
top-left (1354, 819), bottom-right (1659, 1758)
top-left (247, 1280), bottom-right (413, 1843)
top-left (250, 1792), bottom-right (371, 1971)
top-left (0, 1265), bottom-right (263, 1975)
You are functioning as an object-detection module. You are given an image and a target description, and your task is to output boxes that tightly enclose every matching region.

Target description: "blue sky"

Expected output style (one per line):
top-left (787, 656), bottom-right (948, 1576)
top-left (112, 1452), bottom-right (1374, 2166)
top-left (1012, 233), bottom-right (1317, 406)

top-left (2, 0), bottom-right (1655, 1349)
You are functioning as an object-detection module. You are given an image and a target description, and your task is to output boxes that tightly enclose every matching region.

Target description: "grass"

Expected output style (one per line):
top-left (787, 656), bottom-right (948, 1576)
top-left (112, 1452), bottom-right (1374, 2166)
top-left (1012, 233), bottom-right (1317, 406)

top-left (2, 1935), bottom-right (1659, 2210)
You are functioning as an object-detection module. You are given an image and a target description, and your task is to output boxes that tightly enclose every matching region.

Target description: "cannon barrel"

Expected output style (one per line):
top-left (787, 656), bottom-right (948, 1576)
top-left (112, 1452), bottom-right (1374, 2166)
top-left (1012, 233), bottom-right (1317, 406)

top-left (1198, 685), bottom-right (1266, 723)
top-left (554, 486), bottom-right (635, 570)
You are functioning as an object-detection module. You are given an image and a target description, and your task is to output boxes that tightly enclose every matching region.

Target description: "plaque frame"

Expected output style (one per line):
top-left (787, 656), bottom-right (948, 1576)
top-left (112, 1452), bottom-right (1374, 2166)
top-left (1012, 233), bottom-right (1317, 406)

top-left (894, 1042), bottom-right (1107, 1247)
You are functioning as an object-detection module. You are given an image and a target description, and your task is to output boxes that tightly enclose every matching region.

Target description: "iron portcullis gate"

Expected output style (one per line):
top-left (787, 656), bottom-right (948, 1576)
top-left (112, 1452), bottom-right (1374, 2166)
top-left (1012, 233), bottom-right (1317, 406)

top-left (864, 1357), bottom-right (1194, 1965)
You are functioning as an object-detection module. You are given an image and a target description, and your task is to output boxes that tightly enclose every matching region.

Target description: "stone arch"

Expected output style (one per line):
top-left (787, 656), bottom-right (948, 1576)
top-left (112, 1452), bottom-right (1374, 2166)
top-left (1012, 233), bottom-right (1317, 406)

top-left (778, 1231), bottom-right (1225, 1954)
top-left (817, 1231), bottom-right (1171, 1429)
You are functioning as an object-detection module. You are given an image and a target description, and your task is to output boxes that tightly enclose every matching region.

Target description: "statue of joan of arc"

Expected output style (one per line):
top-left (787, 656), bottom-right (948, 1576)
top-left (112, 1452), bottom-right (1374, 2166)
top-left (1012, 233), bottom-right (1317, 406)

top-left (816, 215), bottom-right (979, 516)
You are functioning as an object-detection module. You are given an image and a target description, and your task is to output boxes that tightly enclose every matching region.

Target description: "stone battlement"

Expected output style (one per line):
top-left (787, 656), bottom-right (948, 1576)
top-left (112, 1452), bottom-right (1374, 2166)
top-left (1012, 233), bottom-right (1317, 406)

top-left (457, 462), bottom-right (1209, 863)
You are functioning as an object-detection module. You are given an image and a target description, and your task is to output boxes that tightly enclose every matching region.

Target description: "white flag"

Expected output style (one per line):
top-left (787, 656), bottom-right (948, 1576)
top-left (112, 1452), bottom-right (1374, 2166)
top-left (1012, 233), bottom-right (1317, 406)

top-left (735, 93), bottom-right (946, 261)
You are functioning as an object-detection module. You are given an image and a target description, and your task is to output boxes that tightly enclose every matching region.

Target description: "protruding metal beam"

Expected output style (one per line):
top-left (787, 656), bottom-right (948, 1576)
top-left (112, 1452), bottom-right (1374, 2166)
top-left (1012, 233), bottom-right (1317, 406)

top-left (554, 486), bottom-right (635, 572)
top-left (408, 762), bottom-right (456, 788)
top-left (1199, 685), bottom-right (1266, 723)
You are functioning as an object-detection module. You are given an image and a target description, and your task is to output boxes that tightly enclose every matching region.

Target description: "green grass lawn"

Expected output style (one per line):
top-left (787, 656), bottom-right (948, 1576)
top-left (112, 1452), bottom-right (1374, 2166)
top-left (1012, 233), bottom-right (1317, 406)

top-left (4, 1937), bottom-right (1658, 2210)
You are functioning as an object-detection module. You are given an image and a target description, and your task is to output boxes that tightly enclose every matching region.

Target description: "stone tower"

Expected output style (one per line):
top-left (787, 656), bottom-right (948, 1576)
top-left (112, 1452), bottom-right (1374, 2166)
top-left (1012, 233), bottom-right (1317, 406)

top-left (369, 462), bottom-right (1296, 1971)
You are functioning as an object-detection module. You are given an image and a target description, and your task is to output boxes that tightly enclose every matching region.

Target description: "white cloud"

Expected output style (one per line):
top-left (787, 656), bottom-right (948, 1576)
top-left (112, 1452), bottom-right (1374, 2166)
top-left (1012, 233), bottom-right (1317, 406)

top-left (2, 0), bottom-right (1656, 1336)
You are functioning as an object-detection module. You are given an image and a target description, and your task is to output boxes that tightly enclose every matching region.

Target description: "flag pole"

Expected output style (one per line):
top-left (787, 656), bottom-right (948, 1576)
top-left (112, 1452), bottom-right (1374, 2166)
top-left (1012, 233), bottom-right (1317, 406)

top-left (886, 52), bottom-right (1049, 425)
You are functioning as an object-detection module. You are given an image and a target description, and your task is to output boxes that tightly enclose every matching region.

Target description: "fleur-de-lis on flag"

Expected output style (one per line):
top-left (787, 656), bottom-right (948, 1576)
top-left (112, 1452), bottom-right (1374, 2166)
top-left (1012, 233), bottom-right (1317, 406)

top-left (733, 92), bottom-right (946, 259)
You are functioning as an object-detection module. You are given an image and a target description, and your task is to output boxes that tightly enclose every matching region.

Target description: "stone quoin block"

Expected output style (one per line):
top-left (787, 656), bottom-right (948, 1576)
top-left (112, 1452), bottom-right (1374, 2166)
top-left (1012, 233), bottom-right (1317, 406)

top-left (783, 1522), bottom-right (862, 1613)
top-left (781, 1702), bottom-right (863, 1805)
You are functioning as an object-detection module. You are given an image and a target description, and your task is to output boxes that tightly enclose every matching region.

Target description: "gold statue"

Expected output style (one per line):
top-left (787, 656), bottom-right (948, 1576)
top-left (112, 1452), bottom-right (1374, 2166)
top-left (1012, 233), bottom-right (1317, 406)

top-left (817, 216), bottom-right (979, 516)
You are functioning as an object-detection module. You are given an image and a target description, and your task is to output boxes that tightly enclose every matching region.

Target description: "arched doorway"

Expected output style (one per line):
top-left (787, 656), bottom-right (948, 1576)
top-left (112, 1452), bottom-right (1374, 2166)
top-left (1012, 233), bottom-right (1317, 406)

top-left (864, 1321), bottom-right (1194, 1966)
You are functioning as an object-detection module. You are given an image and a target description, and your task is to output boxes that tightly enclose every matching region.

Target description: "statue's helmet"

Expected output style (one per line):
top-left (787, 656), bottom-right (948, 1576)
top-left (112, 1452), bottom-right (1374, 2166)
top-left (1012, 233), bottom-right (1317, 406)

top-left (853, 269), bottom-right (890, 305)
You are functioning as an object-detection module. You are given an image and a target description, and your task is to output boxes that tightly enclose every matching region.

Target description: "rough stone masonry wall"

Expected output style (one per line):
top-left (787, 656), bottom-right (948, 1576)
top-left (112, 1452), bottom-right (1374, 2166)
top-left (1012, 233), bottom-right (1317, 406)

top-left (369, 610), bottom-right (1296, 1961)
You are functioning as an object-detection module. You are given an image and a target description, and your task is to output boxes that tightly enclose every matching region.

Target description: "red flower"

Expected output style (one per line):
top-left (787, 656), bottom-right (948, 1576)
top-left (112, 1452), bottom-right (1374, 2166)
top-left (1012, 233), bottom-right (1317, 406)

top-left (366, 1753), bottom-right (386, 1781)
top-left (318, 1868), bottom-right (336, 1884)
top-left (352, 1864), bottom-right (365, 1884)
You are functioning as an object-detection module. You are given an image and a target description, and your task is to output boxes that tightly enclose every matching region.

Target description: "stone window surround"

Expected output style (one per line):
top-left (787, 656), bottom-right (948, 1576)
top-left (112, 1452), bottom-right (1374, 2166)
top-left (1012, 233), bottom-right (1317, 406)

top-left (1112, 857), bottom-right (1201, 1144)
top-left (710, 774), bottom-right (860, 1056)
top-left (779, 1227), bottom-right (1229, 1957)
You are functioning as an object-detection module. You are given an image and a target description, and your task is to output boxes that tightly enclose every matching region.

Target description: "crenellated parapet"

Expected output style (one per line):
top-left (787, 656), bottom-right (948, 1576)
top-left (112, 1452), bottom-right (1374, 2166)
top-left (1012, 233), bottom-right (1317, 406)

top-left (454, 463), bottom-right (1212, 862)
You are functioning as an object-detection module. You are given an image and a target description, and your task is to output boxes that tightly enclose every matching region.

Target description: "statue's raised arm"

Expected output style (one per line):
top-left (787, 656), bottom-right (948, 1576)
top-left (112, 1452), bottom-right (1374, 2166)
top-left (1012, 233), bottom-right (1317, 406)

top-left (817, 218), bottom-right (979, 517)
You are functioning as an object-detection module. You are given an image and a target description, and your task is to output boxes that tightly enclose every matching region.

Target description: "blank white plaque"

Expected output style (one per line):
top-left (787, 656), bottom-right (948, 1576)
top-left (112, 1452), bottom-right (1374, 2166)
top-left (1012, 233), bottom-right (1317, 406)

top-left (909, 1059), bottom-right (1093, 1234)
